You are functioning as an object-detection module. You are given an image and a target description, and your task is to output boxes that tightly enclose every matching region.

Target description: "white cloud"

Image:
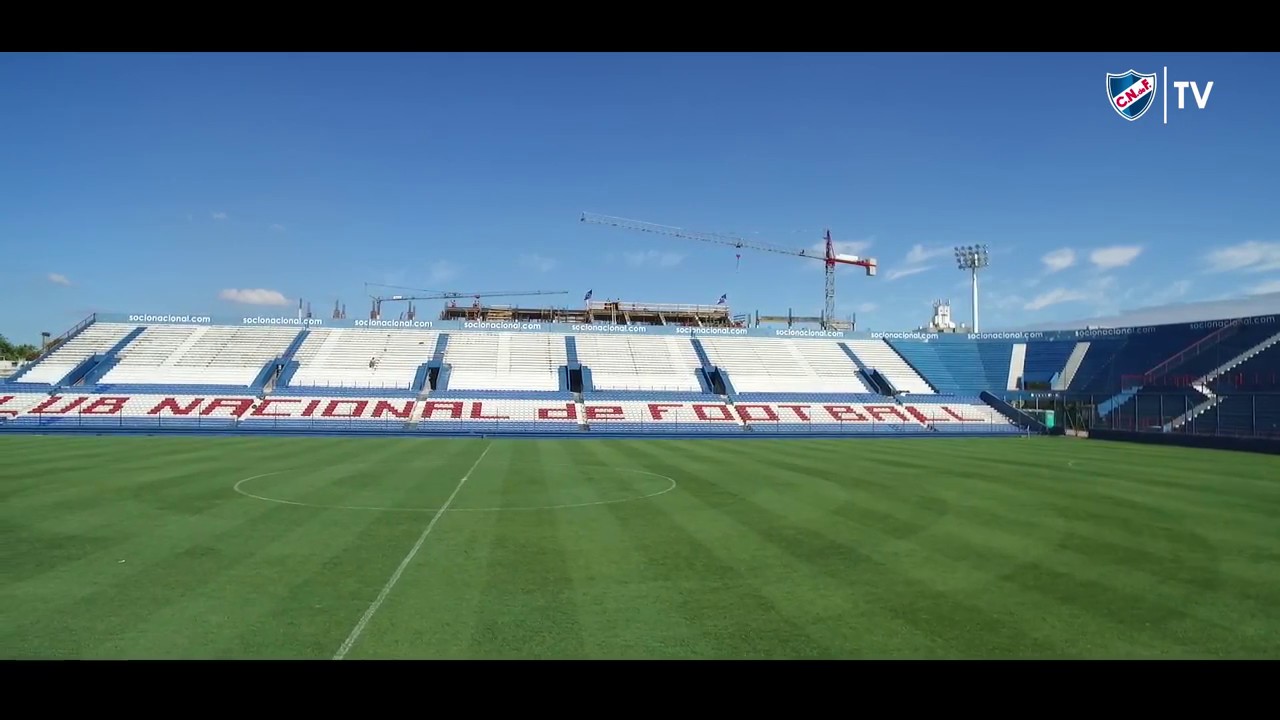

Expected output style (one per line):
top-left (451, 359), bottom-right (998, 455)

top-left (1246, 278), bottom-right (1280, 296)
top-left (270, 223), bottom-right (285, 232)
top-left (1041, 248), bottom-right (1076, 273)
top-left (904, 244), bottom-right (950, 264)
top-left (428, 260), bottom-right (460, 284)
top-left (856, 302), bottom-right (878, 313)
top-left (988, 293), bottom-right (1026, 311)
top-left (870, 243), bottom-right (945, 283)
top-left (1089, 245), bottom-right (1142, 269)
top-left (624, 250), bottom-right (684, 267)
top-left (218, 288), bottom-right (289, 306)
top-left (887, 265), bottom-right (932, 281)
top-left (211, 211), bottom-right (228, 221)
top-left (1024, 276), bottom-right (1117, 311)
top-left (519, 253), bottom-right (558, 273)
top-left (47, 273), bottom-right (71, 286)
top-left (1024, 287), bottom-right (1090, 311)
top-left (1204, 241), bottom-right (1280, 274)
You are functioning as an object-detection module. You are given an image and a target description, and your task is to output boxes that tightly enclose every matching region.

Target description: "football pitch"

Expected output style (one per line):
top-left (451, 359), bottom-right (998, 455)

top-left (3, 433), bottom-right (1278, 659)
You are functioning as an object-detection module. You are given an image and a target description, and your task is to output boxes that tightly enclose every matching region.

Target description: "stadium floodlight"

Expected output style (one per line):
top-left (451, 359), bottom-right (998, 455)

top-left (954, 244), bottom-right (990, 333)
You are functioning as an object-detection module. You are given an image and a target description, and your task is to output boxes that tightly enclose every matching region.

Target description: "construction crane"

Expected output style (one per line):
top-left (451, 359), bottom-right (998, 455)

top-left (580, 212), bottom-right (876, 330)
top-left (363, 283), bottom-right (569, 320)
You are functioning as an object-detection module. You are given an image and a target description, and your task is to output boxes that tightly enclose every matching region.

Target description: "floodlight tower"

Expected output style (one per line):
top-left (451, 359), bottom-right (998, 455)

top-left (954, 244), bottom-right (990, 333)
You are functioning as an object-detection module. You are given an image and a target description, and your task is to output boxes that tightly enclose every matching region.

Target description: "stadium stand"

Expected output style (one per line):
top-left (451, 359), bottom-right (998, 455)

top-left (574, 334), bottom-right (703, 392)
top-left (7, 309), bottom-right (1278, 440)
top-left (0, 391), bottom-right (1017, 435)
top-left (6, 322), bottom-right (139, 385)
top-left (842, 339), bottom-right (935, 394)
top-left (1064, 323), bottom-right (1230, 395)
top-left (95, 325), bottom-right (300, 387)
top-left (886, 341), bottom-right (1012, 394)
top-left (442, 332), bottom-right (567, 392)
top-left (286, 328), bottom-right (437, 391)
top-left (1018, 341), bottom-right (1075, 389)
top-left (696, 337), bottom-right (871, 395)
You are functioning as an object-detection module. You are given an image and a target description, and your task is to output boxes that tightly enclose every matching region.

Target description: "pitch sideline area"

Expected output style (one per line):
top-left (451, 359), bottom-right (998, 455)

top-left (3, 434), bottom-right (1278, 659)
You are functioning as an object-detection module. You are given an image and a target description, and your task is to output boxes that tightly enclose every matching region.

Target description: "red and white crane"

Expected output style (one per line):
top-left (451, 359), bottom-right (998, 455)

top-left (580, 212), bottom-right (876, 330)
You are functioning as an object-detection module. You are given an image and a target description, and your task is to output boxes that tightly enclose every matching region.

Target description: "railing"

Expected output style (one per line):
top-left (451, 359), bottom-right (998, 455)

top-left (588, 300), bottom-right (731, 314)
top-left (1119, 374), bottom-right (1144, 390)
top-left (31, 313), bottom-right (97, 363)
top-left (1090, 390), bottom-right (1280, 439)
top-left (1143, 319), bottom-right (1241, 381)
top-left (0, 410), bottom-right (1021, 436)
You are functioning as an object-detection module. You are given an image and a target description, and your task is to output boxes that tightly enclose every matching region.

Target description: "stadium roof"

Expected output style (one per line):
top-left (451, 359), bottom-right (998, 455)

top-left (1000, 291), bottom-right (1280, 332)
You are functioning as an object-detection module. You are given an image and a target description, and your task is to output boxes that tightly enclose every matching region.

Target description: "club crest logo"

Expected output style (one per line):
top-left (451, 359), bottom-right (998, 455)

top-left (1107, 69), bottom-right (1158, 121)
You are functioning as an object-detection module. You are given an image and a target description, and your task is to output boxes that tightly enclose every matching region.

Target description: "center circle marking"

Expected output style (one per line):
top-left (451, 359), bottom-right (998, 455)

top-left (232, 463), bottom-right (678, 513)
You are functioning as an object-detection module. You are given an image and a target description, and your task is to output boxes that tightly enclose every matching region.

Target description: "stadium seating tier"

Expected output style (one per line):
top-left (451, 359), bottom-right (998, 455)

top-left (287, 328), bottom-right (437, 390)
top-left (6, 314), bottom-right (1279, 439)
top-left (697, 337), bottom-right (872, 394)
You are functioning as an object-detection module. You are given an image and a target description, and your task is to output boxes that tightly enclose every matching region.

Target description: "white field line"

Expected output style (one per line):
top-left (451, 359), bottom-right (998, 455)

top-left (331, 441), bottom-right (495, 660)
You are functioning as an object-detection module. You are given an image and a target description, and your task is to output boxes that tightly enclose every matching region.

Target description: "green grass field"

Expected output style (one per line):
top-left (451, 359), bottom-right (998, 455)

top-left (3, 433), bottom-right (1278, 659)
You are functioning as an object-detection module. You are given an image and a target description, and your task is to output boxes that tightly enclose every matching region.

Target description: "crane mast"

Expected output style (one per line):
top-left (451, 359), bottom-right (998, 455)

top-left (580, 212), bottom-right (876, 330)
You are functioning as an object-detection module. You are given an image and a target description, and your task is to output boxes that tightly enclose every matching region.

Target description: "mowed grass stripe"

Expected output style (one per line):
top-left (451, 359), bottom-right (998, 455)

top-left (575, 441), bottom-right (838, 658)
top-left (0, 440), bottom-right (238, 509)
top-left (771, 440), bottom-right (1276, 655)
top-left (632, 439), bottom-right (1053, 657)
top-left (0, 437), bottom-right (482, 658)
top-left (307, 440), bottom-right (499, 659)
top-left (559, 440), bottom-right (776, 658)
top-left (944, 446), bottom-right (1280, 523)
top-left (349, 440), bottom-right (687, 658)
top-left (621, 438), bottom-right (1276, 657)
top-left (123, 439), bottom-right (479, 659)
top-left (1, 441), bottom-right (262, 554)
top-left (467, 440), bottom-right (587, 658)
top-left (616, 438), bottom-right (1052, 655)
top-left (3, 435), bottom-right (1279, 658)
top-left (649, 440), bottom-right (964, 657)
top-left (933, 445), bottom-right (1280, 540)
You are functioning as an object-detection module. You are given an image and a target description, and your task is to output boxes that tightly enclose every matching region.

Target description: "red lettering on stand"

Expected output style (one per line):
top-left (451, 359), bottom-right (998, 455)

top-left (693, 404), bottom-right (734, 421)
top-left (863, 405), bottom-right (909, 422)
top-left (647, 403), bottom-right (681, 420)
top-left (420, 401), bottom-right (462, 419)
top-left (251, 398), bottom-right (299, 417)
top-left (904, 406), bottom-right (933, 424)
top-left (470, 402), bottom-right (508, 420)
top-left (200, 398), bottom-right (255, 417)
top-left (538, 403), bottom-right (578, 420)
top-left (941, 406), bottom-right (981, 421)
top-left (322, 400), bottom-right (368, 418)
top-left (30, 396), bottom-right (88, 414)
top-left (778, 404), bottom-right (811, 421)
top-left (82, 397), bottom-right (128, 415)
top-left (148, 397), bottom-right (204, 415)
top-left (0, 392), bottom-right (998, 430)
top-left (585, 405), bottom-right (624, 421)
top-left (372, 400), bottom-right (415, 419)
top-left (735, 404), bottom-right (779, 422)
top-left (823, 405), bottom-right (868, 422)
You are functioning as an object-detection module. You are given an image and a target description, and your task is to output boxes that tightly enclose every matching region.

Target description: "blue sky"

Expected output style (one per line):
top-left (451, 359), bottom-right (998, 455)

top-left (2, 52), bottom-right (1277, 343)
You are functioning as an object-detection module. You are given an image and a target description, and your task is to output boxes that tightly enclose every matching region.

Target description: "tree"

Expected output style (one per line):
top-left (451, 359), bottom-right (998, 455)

top-left (0, 335), bottom-right (43, 361)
